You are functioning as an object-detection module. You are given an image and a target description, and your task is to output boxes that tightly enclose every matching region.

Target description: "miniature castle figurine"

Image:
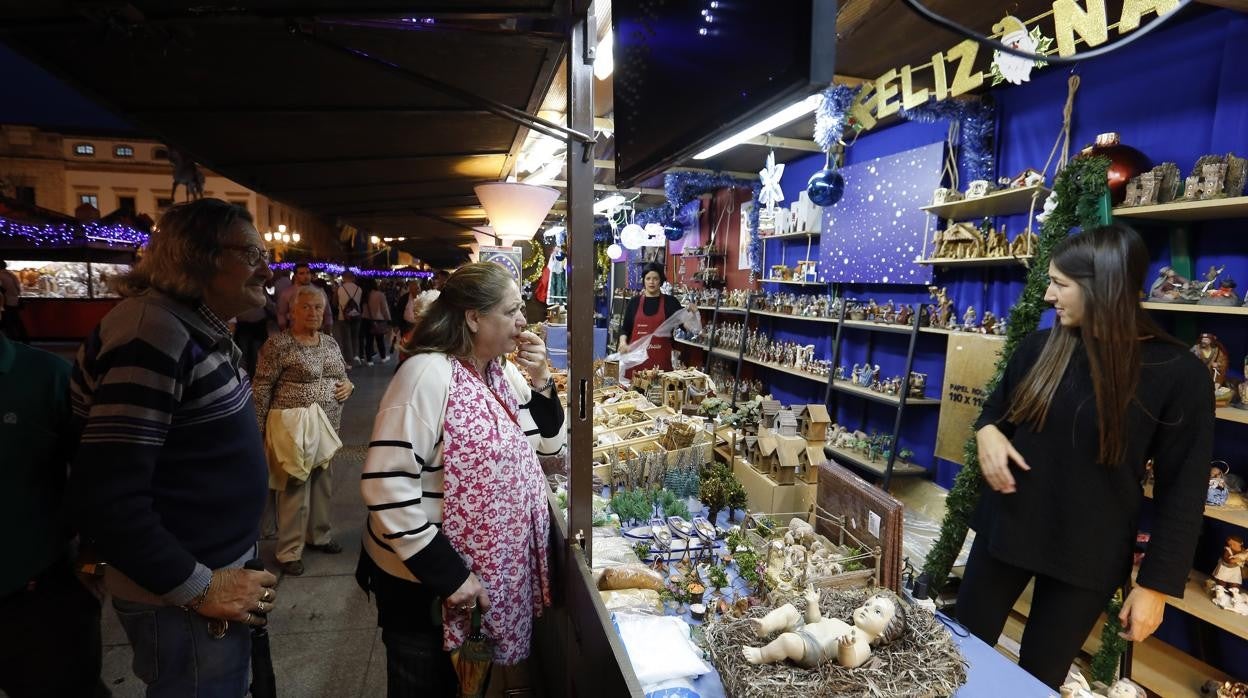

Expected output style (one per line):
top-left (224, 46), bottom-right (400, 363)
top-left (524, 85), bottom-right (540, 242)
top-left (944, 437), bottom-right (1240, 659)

top-left (741, 586), bottom-right (906, 669)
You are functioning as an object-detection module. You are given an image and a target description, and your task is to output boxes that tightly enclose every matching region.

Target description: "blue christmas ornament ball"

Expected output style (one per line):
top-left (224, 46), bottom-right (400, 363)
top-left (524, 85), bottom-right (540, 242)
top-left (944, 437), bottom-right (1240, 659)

top-left (663, 224), bottom-right (685, 241)
top-left (807, 168), bottom-right (845, 207)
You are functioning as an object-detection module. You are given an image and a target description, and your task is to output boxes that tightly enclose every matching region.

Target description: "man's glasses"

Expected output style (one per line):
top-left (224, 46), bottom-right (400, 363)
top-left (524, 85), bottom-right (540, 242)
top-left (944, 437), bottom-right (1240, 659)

top-left (222, 244), bottom-right (270, 268)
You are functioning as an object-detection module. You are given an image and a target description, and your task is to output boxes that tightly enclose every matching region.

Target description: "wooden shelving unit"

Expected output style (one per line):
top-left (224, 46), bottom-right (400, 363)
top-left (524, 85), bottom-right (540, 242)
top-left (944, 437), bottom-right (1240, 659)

top-left (742, 355), bottom-right (827, 384)
top-left (1217, 406), bottom-right (1248, 425)
top-left (914, 255), bottom-right (1034, 268)
top-left (1113, 195), bottom-right (1248, 221)
top-left (1140, 301), bottom-right (1248, 316)
top-left (920, 184), bottom-right (1051, 220)
top-left (761, 278), bottom-right (827, 287)
top-left (1144, 483), bottom-right (1248, 529)
top-left (750, 309), bottom-right (839, 324)
top-left (760, 230), bottom-right (822, 241)
top-left (829, 379), bottom-right (940, 406)
top-left (821, 442), bottom-right (926, 477)
top-left (841, 318), bottom-right (917, 336)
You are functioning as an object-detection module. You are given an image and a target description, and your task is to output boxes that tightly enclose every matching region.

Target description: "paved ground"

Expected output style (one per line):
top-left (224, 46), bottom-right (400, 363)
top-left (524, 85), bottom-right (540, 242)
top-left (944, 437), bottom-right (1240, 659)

top-left (99, 360), bottom-right (398, 697)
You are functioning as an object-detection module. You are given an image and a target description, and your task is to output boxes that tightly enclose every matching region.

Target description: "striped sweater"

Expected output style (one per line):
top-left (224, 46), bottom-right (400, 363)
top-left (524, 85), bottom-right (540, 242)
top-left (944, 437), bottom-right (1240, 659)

top-left (69, 291), bottom-right (268, 604)
top-left (360, 353), bottom-right (566, 595)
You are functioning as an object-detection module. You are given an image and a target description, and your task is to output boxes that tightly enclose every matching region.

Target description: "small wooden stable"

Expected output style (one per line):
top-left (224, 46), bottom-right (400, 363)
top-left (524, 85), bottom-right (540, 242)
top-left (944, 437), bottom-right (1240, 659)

top-left (658, 369), bottom-right (710, 413)
top-left (797, 404), bottom-right (831, 441)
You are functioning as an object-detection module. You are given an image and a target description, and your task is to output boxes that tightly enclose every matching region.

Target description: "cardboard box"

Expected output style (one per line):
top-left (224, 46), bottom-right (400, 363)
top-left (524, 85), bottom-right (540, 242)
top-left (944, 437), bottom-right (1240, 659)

top-left (733, 457), bottom-right (815, 516)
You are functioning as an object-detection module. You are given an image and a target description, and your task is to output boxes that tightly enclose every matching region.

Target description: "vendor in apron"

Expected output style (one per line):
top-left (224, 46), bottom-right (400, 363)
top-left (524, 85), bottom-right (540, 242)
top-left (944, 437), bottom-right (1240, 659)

top-left (619, 263), bottom-right (684, 380)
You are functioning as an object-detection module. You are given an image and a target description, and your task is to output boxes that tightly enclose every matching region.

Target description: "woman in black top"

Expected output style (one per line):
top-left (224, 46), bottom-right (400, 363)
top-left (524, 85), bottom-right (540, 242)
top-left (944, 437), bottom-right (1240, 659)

top-left (956, 224), bottom-right (1213, 688)
top-left (618, 263), bottom-right (684, 377)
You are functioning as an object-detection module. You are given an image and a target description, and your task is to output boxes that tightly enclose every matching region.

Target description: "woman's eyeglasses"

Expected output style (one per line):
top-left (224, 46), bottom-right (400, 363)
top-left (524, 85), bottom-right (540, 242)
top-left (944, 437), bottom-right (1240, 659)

top-left (222, 244), bottom-right (270, 268)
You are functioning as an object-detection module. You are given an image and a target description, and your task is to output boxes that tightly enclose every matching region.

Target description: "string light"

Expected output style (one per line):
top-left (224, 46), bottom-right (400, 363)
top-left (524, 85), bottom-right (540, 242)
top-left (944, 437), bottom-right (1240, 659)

top-left (268, 261), bottom-right (432, 279)
top-left (0, 215), bottom-right (148, 248)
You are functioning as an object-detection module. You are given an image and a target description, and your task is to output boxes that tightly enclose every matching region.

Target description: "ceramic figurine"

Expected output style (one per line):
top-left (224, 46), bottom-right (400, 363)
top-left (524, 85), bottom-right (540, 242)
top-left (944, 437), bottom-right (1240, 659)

top-left (741, 586), bottom-right (906, 669)
top-left (1209, 462), bottom-right (1230, 506)
top-left (1212, 534), bottom-right (1246, 589)
top-left (1149, 266), bottom-right (1198, 303)
top-left (897, 304), bottom-right (914, 326)
top-left (1105, 678), bottom-right (1147, 698)
top-left (1059, 668), bottom-right (1098, 698)
top-left (981, 310), bottom-right (997, 335)
top-left (962, 306), bottom-right (977, 331)
top-left (1192, 333), bottom-right (1231, 387)
top-left (1200, 276), bottom-right (1241, 306)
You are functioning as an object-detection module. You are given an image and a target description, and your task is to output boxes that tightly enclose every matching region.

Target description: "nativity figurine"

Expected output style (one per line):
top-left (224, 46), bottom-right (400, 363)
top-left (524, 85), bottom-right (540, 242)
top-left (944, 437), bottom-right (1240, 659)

top-left (1213, 534), bottom-right (1246, 589)
top-left (741, 586), bottom-right (907, 669)
top-left (1191, 333), bottom-right (1231, 387)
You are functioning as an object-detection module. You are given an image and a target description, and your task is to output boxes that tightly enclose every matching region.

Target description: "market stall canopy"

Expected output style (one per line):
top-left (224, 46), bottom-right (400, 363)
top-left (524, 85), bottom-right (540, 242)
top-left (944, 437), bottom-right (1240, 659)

top-left (0, 1), bottom-right (570, 268)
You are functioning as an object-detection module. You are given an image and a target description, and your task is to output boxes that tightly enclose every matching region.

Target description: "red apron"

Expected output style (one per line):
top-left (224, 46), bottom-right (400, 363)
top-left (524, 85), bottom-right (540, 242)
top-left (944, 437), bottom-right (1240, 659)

top-left (625, 295), bottom-right (673, 379)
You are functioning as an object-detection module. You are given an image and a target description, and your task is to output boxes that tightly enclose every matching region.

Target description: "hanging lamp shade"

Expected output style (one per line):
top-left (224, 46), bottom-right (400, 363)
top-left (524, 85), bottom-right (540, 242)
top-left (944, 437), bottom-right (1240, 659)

top-left (472, 225), bottom-right (498, 247)
top-left (474, 182), bottom-right (559, 246)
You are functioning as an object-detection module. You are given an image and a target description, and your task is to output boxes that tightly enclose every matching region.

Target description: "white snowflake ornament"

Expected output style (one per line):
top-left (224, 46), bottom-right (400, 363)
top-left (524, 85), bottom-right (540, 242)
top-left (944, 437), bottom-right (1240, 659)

top-left (758, 151), bottom-right (786, 210)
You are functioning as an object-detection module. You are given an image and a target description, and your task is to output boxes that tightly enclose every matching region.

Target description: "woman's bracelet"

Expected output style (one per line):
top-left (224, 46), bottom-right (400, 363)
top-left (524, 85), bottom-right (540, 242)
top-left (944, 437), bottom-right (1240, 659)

top-left (530, 375), bottom-right (555, 395)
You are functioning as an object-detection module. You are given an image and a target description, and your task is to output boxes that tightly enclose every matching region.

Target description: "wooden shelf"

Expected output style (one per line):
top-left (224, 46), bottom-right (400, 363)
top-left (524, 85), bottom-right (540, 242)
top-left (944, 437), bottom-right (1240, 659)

top-left (681, 252), bottom-right (724, 258)
top-left (1217, 406), bottom-right (1248, 425)
top-left (1113, 195), bottom-right (1248, 221)
top-left (760, 231), bottom-right (822, 241)
top-left (714, 307), bottom-right (747, 315)
top-left (919, 326), bottom-right (1006, 340)
top-left (1144, 482), bottom-right (1248, 529)
top-left (1140, 301), bottom-right (1248, 316)
top-left (1160, 569), bottom-right (1248, 638)
top-left (821, 442), bottom-right (927, 477)
top-left (762, 279), bottom-right (827, 286)
top-left (829, 379), bottom-right (940, 406)
top-left (750, 309), bottom-right (839, 324)
top-left (914, 255), bottom-right (1034, 268)
top-left (841, 318), bottom-right (916, 335)
top-left (672, 337), bottom-right (710, 352)
top-left (742, 356), bottom-right (827, 384)
top-left (920, 184), bottom-right (1051, 220)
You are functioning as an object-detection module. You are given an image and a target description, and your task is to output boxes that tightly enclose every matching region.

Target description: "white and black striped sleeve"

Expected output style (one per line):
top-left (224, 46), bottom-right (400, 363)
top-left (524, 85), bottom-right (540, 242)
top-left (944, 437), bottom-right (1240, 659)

top-left (360, 356), bottom-right (468, 596)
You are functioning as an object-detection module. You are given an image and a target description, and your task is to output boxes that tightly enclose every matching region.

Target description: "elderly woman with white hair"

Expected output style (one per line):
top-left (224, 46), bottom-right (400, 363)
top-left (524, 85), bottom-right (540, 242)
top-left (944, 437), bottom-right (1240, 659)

top-left (253, 283), bottom-right (355, 576)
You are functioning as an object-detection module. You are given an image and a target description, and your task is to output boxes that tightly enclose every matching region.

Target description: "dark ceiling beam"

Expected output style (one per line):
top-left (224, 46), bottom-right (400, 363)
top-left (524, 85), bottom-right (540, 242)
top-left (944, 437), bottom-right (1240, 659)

top-left (267, 177), bottom-right (494, 194)
top-left (128, 106), bottom-right (494, 116)
top-left (308, 194), bottom-right (481, 211)
top-left (217, 151), bottom-right (509, 167)
top-left (0, 6), bottom-right (557, 30)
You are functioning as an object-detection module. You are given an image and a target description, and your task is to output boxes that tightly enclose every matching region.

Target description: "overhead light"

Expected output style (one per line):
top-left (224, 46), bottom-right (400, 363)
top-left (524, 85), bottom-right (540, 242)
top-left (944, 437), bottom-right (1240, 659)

top-left (383, 237), bottom-right (394, 242)
top-left (593, 194), bottom-right (626, 214)
top-left (291, 233), bottom-right (300, 243)
top-left (370, 235), bottom-right (381, 245)
top-left (277, 224), bottom-right (287, 234)
top-left (693, 93), bottom-right (823, 160)
top-left (474, 182), bottom-right (560, 246)
top-left (264, 231), bottom-right (273, 242)
top-left (281, 233), bottom-right (291, 243)
top-left (546, 224), bottom-right (566, 238)
top-left (473, 225), bottom-right (497, 247)
top-left (594, 28), bottom-right (614, 80)
top-left (521, 158), bottom-right (564, 186)
top-left (620, 223), bottom-right (645, 250)
top-left (607, 243), bottom-right (624, 261)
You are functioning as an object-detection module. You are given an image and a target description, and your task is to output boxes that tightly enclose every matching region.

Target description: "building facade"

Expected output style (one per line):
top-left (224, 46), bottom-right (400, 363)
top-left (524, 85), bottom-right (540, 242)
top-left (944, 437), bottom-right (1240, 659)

top-left (0, 123), bottom-right (337, 257)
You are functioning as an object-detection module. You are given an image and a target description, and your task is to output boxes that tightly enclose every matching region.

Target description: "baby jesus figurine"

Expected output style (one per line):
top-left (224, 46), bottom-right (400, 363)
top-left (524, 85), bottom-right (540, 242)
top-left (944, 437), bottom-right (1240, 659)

top-left (741, 586), bottom-right (906, 669)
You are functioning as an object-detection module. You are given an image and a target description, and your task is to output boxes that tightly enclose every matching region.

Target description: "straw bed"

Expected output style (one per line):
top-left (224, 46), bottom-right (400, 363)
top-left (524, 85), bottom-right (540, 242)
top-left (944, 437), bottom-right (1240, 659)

top-left (703, 588), bottom-right (967, 698)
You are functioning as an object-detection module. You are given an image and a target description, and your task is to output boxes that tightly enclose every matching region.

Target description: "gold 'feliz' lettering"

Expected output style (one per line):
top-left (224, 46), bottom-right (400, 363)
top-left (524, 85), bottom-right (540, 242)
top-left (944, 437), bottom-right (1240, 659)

top-left (900, 64), bottom-right (930, 110)
top-left (930, 51), bottom-right (949, 102)
top-left (875, 68), bottom-right (902, 118)
top-left (1053, 0), bottom-right (1109, 56)
top-left (1117, 0), bottom-right (1179, 32)
top-left (945, 40), bottom-right (984, 97)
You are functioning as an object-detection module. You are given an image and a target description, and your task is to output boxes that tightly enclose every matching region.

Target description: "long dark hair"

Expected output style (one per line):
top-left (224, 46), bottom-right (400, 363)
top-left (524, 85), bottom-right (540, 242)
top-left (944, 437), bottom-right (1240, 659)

top-left (402, 262), bottom-right (516, 357)
top-left (1004, 223), bottom-right (1178, 465)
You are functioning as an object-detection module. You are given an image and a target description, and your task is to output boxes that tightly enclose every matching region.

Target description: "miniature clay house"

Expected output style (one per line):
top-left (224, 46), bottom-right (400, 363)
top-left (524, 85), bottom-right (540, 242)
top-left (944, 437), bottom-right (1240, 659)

top-left (772, 434), bottom-right (806, 485)
top-left (775, 409), bottom-right (799, 438)
top-left (799, 446), bottom-right (826, 484)
top-left (752, 432), bottom-right (779, 473)
top-left (797, 404), bottom-right (831, 442)
top-left (760, 399), bottom-right (782, 429)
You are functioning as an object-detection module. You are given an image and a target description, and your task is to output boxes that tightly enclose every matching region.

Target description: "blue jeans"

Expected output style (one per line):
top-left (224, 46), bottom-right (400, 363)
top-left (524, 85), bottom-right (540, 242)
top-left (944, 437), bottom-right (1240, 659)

top-left (112, 598), bottom-right (252, 697)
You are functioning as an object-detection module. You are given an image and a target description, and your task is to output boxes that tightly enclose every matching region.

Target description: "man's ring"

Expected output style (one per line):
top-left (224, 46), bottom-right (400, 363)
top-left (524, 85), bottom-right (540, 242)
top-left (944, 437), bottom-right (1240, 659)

top-left (245, 612), bottom-right (254, 625)
top-left (463, 602), bottom-right (477, 611)
top-left (261, 589), bottom-right (274, 603)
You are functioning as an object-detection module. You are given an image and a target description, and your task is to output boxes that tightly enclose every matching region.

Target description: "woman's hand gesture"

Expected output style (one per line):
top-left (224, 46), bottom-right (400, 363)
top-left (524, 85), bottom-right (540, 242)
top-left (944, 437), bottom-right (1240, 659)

top-left (976, 424), bottom-right (1029, 494)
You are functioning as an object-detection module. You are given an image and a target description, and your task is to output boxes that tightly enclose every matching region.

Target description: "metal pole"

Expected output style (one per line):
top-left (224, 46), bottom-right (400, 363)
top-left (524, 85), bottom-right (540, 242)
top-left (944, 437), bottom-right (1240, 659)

top-left (565, 0), bottom-right (595, 562)
top-left (883, 302), bottom-right (924, 491)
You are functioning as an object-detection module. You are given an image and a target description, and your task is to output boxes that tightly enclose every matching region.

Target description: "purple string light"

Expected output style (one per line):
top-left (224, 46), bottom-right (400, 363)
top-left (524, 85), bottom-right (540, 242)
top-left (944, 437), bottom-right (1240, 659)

top-left (0, 216), bottom-right (149, 248)
top-left (268, 261), bottom-right (432, 279)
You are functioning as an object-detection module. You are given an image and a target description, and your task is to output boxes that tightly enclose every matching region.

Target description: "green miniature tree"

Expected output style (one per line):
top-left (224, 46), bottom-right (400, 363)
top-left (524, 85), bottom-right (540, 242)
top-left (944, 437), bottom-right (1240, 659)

top-left (726, 479), bottom-right (748, 522)
top-left (706, 563), bottom-right (729, 592)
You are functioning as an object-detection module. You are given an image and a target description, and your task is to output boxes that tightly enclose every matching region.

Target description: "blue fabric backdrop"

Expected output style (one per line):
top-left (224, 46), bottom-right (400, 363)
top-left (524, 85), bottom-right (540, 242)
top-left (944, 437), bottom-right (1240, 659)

top-left (756, 7), bottom-right (1248, 675)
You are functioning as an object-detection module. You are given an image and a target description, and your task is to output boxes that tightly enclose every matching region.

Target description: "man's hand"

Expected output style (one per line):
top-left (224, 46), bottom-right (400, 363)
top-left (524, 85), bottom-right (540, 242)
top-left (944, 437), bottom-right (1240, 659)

top-left (197, 567), bottom-right (278, 626)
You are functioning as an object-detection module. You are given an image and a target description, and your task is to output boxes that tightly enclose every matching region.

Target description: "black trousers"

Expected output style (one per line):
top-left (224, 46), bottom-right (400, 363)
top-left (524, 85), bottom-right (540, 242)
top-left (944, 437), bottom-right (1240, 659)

top-left (0, 562), bottom-right (109, 698)
top-left (955, 533), bottom-right (1116, 689)
top-left (357, 553), bottom-right (458, 697)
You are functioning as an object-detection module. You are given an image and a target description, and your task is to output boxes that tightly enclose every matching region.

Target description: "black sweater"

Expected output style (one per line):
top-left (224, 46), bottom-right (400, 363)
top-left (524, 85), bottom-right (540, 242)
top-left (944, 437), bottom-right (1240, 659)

top-left (973, 330), bottom-right (1213, 596)
top-left (620, 294), bottom-right (682, 341)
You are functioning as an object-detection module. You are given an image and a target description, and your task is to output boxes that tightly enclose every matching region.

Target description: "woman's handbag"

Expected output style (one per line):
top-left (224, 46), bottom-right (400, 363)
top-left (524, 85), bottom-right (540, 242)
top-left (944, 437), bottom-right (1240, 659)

top-left (371, 319), bottom-right (388, 336)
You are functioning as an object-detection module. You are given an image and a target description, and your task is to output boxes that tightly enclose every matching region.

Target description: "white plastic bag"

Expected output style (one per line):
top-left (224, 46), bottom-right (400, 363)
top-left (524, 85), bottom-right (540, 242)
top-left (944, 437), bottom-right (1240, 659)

top-left (606, 308), bottom-right (704, 378)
